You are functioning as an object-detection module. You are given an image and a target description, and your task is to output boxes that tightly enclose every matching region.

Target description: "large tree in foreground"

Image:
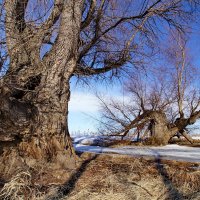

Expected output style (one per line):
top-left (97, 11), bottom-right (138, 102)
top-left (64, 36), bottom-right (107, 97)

top-left (98, 33), bottom-right (200, 145)
top-left (0, 0), bottom-right (199, 164)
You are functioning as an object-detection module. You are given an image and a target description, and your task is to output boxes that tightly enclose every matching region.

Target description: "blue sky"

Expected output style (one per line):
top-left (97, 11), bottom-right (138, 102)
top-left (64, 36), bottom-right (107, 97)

top-left (68, 79), bottom-right (200, 135)
top-left (68, 4), bottom-right (200, 135)
top-left (68, 79), bottom-right (125, 134)
top-left (0, 0), bottom-right (199, 135)
top-left (68, 25), bottom-right (200, 135)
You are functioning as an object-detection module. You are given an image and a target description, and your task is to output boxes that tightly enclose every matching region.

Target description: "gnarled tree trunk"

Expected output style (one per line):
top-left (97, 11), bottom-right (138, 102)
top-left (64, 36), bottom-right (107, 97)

top-left (146, 111), bottom-right (172, 145)
top-left (0, 1), bottom-right (84, 168)
top-left (145, 110), bottom-right (200, 145)
top-left (119, 110), bottom-right (199, 145)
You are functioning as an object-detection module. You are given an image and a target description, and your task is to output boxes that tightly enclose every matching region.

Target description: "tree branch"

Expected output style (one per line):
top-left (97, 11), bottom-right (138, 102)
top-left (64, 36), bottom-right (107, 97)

top-left (15, 0), bottom-right (29, 32)
top-left (38, 0), bottom-right (65, 43)
top-left (5, 0), bottom-right (28, 54)
top-left (81, 0), bottom-right (97, 30)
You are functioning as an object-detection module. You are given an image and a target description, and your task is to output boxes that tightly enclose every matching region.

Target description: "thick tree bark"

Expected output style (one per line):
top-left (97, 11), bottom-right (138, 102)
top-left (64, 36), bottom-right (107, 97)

top-left (144, 111), bottom-right (172, 145)
top-left (0, 61), bottom-right (75, 161)
top-left (0, 1), bottom-right (84, 167)
top-left (144, 110), bottom-right (199, 145)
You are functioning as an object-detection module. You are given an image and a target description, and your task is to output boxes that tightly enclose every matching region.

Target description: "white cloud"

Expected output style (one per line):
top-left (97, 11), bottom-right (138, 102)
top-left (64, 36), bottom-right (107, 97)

top-left (69, 92), bottom-right (100, 113)
top-left (68, 91), bottom-right (133, 133)
top-left (69, 91), bottom-right (131, 113)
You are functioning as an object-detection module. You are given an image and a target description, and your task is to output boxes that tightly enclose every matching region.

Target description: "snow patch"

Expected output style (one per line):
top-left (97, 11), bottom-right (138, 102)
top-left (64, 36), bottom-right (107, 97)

top-left (192, 136), bottom-right (200, 140)
top-left (73, 135), bottom-right (200, 163)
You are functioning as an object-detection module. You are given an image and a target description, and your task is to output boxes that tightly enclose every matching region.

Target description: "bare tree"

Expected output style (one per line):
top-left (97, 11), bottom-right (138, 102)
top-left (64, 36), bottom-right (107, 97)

top-left (0, 0), bottom-right (199, 167)
top-left (99, 33), bottom-right (200, 145)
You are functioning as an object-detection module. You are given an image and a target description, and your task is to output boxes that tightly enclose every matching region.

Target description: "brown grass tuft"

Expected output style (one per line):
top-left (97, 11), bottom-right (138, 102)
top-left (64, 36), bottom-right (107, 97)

top-left (0, 171), bottom-right (43, 200)
top-left (0, 152), bottom-right (200, 200)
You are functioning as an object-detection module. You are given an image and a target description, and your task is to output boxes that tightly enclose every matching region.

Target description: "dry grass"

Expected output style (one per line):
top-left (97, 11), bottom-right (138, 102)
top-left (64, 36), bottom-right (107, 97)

top-left (0, 152), bottom-right (200, 200)
top-left (104, 139), bottom-right (134, 147)
top-left (0, 171), bottom-right (45, 200)
top-left (170, 138), bottom-right (200, 147)
top-left (107, 138), bottom-right (200, 148)
top-left (59, 153), bottom-right (200, 200)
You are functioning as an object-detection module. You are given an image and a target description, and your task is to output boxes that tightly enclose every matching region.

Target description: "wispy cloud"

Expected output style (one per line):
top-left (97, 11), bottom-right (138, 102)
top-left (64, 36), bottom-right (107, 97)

top-left (69, 92), bottom-right (100, 113)
top-left (69, 91), bottom-right (131, 113)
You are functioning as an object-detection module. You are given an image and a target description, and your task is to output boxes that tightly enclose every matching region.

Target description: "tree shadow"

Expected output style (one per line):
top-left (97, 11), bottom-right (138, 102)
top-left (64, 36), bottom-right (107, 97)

top-left (48, 147), bottom-right (194, 200)
top-left (155, 156), bottom-right (184, 200)
top-left (49, 154), bottom-right (98, 200)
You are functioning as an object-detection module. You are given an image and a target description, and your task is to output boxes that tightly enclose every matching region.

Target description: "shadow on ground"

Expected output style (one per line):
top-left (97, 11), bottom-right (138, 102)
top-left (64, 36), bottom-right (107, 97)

top-left (155, 157), bottom-right (184, 200)
top-left (48, 151), bottom-right (200, 200)
top-left (49, 154), bottom-right (98, 200)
